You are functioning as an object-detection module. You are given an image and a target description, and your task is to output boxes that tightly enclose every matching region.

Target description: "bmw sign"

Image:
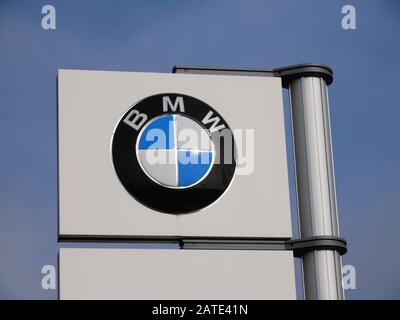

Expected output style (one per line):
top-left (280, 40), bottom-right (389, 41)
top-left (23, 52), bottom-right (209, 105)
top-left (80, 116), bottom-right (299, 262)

top-left (112, 94), bottom-right (236, 214)
top-left (56, 67), bottom-right (336, 300)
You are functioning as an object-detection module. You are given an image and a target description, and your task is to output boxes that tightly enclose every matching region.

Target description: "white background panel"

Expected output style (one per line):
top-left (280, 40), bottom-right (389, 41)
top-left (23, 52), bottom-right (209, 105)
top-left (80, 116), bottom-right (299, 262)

top-left (59, 248), bottom-right (296, 300)
top-left (58, 70), bottom-right (291, 238)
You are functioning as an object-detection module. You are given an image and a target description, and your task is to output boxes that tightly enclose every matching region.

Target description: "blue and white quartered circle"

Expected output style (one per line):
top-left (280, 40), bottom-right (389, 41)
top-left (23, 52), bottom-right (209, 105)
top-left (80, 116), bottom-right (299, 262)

top-left (136, 114), bottom-right (215, 188)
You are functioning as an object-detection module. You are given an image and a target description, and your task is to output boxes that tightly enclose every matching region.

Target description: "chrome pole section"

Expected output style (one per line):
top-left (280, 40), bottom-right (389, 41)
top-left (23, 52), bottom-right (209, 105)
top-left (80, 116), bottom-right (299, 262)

top-left (288, 77), bottom-right (344, 300)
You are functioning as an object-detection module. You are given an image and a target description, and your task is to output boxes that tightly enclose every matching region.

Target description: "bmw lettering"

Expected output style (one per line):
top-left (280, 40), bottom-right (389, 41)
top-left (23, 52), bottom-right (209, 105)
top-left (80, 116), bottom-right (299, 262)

top-left (111, 94), bottom-right (236, 214)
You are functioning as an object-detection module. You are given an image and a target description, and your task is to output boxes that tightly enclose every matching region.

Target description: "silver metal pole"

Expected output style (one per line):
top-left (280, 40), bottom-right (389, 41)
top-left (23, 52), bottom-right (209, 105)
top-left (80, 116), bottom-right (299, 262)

top-left (289, 76), bottom-right (344, 300)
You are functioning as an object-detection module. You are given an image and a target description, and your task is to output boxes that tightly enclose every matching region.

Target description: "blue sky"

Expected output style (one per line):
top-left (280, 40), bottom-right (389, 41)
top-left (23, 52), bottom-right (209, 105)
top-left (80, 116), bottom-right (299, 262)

top-left (0, 0), bottom-right (399, 299)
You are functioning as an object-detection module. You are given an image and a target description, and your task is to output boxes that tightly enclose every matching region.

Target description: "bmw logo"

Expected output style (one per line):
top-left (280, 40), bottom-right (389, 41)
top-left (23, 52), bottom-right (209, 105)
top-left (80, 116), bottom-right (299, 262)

top-left (112, 93), bottom-right (236, 214)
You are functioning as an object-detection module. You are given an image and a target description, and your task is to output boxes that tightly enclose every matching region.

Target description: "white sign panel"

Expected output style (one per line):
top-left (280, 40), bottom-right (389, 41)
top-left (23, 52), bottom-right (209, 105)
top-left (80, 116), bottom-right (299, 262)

top-left (59, 248), bottom-right (296, 300)
top-left (58, 70), bottom-right (291, 238)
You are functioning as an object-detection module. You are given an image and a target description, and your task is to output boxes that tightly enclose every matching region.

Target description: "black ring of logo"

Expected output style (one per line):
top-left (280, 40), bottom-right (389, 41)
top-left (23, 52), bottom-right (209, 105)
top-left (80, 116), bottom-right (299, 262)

top-left (112, 93), bottom-right (236, 214)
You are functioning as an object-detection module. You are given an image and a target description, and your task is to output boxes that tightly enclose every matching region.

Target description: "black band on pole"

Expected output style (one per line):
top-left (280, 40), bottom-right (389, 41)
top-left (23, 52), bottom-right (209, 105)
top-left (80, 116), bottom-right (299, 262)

top-left (286, 236), bottom-right (347, 258)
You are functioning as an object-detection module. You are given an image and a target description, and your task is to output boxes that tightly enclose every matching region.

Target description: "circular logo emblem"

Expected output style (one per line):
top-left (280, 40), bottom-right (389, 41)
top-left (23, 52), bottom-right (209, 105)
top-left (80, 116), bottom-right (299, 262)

top-left (112, 93), bottom-right (236, 214)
